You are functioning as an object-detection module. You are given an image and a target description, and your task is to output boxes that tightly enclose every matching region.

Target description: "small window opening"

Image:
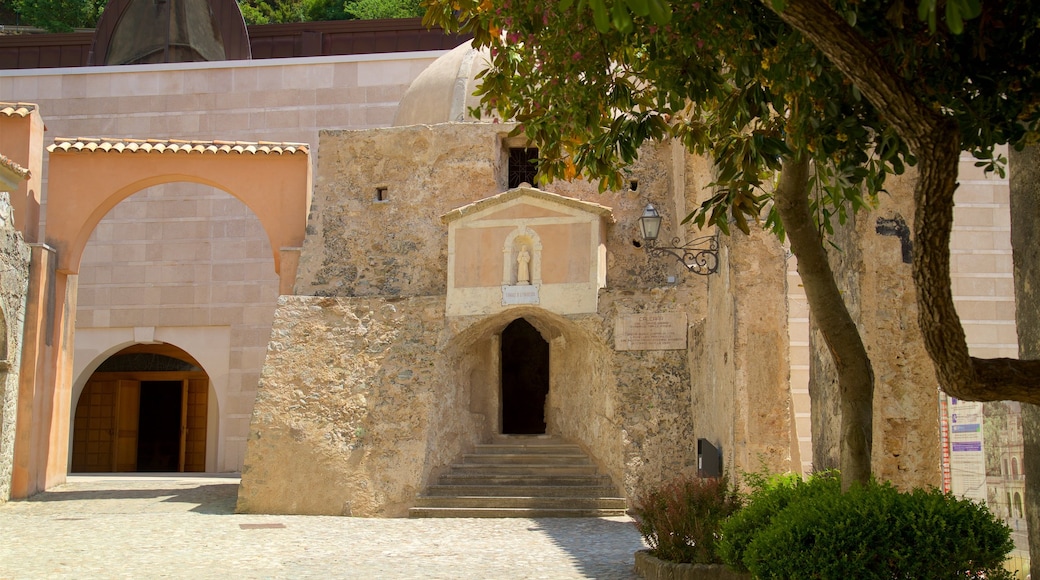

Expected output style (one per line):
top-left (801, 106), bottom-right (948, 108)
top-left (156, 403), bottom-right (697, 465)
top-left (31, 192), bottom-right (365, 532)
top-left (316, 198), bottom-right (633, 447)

top-left (629, 179), bottom-right (639, 191)
top-left (375, 187), bottom-right (388, 202)
top-left (508, 148), bottom-right (539, 189)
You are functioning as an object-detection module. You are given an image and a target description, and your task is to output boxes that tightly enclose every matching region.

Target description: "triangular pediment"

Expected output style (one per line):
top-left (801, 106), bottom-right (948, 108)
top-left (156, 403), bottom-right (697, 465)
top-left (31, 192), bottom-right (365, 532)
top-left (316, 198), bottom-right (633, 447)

top-left (480, 204), bottom-right (572, 221)
top-left (441, 186), bottom-right (615, 225)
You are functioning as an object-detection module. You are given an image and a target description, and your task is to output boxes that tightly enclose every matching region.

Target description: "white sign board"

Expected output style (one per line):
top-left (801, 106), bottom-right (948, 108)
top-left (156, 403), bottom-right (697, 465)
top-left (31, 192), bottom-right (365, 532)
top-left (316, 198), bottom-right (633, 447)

top-left (502, 285), bottom-right (539, 305)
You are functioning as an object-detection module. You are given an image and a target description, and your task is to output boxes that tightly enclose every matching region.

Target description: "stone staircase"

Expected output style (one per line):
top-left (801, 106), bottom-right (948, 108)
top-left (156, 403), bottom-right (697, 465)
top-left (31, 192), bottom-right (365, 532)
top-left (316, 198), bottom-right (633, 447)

top-left (409, 435), bottom-right (628, 518)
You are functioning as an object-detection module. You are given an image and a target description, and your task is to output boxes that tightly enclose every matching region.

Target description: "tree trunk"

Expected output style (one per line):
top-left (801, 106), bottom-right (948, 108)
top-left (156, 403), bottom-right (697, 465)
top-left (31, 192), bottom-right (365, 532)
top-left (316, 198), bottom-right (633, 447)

top-left (768, 0), bottom-right (1040, 403)
top-left (775, 155), bottom-right (874, 489)
top-left (1010, 145), bottom-right (1040, 578)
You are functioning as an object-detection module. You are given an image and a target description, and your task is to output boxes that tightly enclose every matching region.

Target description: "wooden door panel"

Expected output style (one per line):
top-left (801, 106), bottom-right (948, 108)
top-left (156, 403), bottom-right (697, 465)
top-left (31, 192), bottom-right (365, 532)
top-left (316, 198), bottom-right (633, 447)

top-left (184, 379), bottom-right (208, 472)
top-left (71, 380), bottom-right (117, 472)
top-left (114, 380), bottom-right (140, 472)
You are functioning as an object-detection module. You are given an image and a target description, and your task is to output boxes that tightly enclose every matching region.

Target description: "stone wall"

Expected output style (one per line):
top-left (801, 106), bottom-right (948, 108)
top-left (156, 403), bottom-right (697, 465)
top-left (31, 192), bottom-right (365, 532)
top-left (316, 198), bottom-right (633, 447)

top-left (809, 171), bottom-right (941, 489)
top-left (239, 122), bottom-right (729, 514)
top-left (0, 192), bottom-right (33, 502)
top-left (692, 227), bottom-right (793, 480)
top-left (238, 295), bottom-right (449, 516)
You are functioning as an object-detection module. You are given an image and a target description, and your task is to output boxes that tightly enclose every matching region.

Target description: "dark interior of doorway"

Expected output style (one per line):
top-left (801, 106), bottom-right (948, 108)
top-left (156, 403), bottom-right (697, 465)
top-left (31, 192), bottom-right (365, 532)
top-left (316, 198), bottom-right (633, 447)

top-left (136, 380), bottom-right (182, 472)
top-left (501, 318), bottom-right (550, 434)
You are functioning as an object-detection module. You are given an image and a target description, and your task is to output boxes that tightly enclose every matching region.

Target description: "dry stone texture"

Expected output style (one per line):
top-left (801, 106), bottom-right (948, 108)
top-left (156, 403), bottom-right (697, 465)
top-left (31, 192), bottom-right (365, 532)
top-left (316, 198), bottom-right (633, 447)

top-left (0, 192), bottom-right (32, 502)
top-left (239, 123), bottom-right (751, 515)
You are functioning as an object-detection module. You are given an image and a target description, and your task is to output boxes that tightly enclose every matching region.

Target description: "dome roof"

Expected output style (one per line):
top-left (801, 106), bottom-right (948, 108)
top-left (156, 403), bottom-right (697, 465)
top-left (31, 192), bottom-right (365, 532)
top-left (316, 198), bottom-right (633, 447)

top-left (393, 41), bottom-right (492, 126)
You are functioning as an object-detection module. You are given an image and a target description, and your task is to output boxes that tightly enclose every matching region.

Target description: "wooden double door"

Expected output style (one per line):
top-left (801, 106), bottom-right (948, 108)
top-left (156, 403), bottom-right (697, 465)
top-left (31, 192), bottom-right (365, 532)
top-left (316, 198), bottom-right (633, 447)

top-left (71, 374), bottom-right (208, 473)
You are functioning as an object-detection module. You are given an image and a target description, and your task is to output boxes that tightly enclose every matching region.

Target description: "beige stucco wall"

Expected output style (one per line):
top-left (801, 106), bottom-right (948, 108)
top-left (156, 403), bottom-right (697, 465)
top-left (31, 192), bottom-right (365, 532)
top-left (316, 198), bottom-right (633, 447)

top-left (0, 53), bottom-right (441, 472)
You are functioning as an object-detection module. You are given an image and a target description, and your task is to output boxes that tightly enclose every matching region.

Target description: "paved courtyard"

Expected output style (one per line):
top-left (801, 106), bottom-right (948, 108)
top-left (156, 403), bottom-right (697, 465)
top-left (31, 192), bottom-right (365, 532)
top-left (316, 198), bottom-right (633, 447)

top-left (0, 475), bottom-right (646, 579)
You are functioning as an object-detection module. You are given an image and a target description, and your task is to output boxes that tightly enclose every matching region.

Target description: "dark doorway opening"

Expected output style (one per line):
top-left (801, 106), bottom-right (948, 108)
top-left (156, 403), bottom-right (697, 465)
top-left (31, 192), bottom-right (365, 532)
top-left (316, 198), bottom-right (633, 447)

top-left (72, 343), bottom-right (209, 473)
top-left (137, 381), bottom-right (182, 472)
top-left (501, 318), bottom-right (550, 434)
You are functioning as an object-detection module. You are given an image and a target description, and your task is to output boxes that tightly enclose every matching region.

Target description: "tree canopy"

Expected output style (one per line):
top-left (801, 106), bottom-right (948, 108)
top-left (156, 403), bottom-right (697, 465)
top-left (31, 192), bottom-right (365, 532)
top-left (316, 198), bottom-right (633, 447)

top-left (423, 0), bottom-right (1040, 487)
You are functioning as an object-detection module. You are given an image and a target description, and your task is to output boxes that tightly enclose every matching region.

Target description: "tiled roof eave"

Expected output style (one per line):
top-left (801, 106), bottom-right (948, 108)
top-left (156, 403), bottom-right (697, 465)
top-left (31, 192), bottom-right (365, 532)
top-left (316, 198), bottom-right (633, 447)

top-left (0, 153), bottom-right (30, 180)
top-left (0, 103), bottom-right (37, 118)
top-left (46, 137), bottom-right (309, 156)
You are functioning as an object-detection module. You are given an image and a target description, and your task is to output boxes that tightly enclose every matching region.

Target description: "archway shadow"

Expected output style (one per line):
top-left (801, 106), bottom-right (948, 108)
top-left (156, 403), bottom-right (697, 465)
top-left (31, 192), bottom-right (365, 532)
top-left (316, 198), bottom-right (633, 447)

top-left (524, 517), bottom-right (647, 579)
top-left (18, 476), bottom-right (239, 515)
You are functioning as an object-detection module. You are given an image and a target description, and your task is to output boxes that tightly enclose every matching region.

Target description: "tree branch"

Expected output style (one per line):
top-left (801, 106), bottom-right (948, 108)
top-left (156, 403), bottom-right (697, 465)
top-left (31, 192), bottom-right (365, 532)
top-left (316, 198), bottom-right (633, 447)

top-left (775, 154), bottom-right (873, 488)
top-left (768, 0), bottom-right (1040, 402)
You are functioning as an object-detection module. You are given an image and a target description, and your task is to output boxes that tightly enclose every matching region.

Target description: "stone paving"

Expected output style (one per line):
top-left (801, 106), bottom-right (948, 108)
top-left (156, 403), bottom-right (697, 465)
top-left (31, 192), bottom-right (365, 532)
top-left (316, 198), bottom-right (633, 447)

top-left (0, 475), bottom-right (647, 579)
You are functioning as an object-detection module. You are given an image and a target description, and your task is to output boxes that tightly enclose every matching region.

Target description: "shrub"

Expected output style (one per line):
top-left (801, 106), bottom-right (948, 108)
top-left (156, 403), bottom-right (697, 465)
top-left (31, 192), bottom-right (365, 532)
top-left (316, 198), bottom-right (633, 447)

top-left (719, 474), bottom-right (1015, 580)
top-left (632, 474), bottom-right (743, 564)
top-left (716, 470), bottom-right (839, 569)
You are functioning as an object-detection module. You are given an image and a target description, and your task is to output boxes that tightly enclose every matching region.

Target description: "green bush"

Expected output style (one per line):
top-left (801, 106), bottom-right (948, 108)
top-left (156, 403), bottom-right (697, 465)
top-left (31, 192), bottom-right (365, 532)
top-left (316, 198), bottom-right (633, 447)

top-left (719, 473), bottom-right (1015, 580)
top-left (632, 474), bottom-right (743, 564)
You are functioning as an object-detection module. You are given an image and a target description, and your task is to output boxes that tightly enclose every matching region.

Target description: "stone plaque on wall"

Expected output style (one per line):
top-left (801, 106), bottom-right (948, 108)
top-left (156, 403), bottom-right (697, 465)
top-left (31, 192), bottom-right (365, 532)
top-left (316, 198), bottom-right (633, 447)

top-left (502, 285), bottom-right (539, 305)
top-left (615, 313), bottom-right (688, 351)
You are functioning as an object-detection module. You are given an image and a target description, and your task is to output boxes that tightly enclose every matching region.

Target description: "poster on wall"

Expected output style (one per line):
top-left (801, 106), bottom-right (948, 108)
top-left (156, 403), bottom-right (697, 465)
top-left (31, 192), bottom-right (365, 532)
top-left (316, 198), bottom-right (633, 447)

top-left (945, 395), bottom-right (987, 503)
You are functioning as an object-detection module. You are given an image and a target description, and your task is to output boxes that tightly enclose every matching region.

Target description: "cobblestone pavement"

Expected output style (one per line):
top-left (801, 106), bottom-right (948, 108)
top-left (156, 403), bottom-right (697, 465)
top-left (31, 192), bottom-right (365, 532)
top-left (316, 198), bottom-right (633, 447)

top-left (0, 475), bottom-right (646, 579)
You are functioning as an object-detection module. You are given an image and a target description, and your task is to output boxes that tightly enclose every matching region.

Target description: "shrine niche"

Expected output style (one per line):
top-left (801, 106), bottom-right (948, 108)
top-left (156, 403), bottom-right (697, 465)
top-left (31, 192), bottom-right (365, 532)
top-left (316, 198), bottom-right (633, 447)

top-left (441, 186), bottom-right (615, 317)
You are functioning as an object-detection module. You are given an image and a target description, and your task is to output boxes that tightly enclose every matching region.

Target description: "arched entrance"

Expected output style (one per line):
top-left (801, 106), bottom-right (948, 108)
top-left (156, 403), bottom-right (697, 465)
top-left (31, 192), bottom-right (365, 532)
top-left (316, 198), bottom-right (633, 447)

top-left (9, 137), bottom-right (309, 497)
top-left (71, 344), bottom-right (209, 473)
top-left (500, 318), bottom-right (549, 434)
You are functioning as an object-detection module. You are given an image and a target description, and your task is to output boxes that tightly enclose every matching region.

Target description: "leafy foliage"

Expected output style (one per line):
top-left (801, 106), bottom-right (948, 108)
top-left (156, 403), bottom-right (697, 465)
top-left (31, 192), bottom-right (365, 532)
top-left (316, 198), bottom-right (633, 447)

top-left (239, 0), bottom-right (308, 24)
top-left (631, 474), bottom-right (743, 564)
top-left (247, 0), bottom-right (422, 24)
top-left (1, 0), bottom-right (423, 30)
top-left (9, 0), bottom-right (103, 32)
top-left (719, 472), bottom-right (1015, 580)
top-left (423, 0), bottom-right (1040, 238)
top-left (343, 0), bottom-right (422, 20)
top-left (423, 0), bottom-right (917, 239)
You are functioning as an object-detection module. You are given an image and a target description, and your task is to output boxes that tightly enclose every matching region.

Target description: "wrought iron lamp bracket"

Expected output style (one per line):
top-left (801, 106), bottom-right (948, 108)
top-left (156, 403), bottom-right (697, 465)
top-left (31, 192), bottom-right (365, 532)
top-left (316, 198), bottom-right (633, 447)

top-left (644, 234), bottom-right (720, 276)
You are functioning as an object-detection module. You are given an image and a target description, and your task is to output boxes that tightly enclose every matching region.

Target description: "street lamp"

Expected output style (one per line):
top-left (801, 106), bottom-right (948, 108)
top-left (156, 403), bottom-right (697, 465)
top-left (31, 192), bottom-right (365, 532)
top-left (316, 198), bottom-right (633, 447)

top-left (638, 203), bottom-right (720, 276)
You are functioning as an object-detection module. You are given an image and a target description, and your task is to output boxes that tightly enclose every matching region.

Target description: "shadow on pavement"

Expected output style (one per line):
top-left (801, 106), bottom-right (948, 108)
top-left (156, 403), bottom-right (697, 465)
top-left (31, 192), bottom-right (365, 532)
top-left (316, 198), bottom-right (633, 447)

top-left (528, 517), bottom-right (646, 579)
top-left (20, 481), bottom-right (240, 515)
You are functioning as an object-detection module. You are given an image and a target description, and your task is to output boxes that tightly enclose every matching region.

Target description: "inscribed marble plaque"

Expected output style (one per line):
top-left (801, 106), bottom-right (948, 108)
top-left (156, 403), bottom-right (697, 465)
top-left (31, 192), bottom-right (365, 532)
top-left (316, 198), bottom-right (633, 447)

top-left (615, 313), bottom-right (687, 351)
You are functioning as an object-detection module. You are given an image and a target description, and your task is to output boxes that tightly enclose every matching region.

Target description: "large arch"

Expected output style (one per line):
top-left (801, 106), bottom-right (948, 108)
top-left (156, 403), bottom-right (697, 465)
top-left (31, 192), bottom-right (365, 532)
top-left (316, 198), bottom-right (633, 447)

top-left (46, 138), bottom-right (310, 289)
top-left (11, 138), bottom-right (309, 497)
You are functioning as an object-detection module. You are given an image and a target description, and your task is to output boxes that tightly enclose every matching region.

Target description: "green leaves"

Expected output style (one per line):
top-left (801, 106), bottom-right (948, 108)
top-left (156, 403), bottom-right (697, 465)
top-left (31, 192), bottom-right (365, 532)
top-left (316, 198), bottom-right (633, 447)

top-left (11, 0), bottom-right (103, 32)
top-left (916, 0), bottom-right (981, 33)
top-left (585, 0), bottom-right (671, 34)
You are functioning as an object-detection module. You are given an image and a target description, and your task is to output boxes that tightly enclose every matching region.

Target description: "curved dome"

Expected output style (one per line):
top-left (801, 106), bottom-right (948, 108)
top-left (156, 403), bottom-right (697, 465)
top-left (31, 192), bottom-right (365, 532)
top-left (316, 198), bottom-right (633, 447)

top-left (393, 41), bottom-right (493, 126)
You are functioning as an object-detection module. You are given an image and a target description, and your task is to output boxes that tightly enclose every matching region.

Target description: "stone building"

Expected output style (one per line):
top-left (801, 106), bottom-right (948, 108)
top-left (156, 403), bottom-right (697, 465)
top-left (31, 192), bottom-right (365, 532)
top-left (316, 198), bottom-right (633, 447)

top-left (0, 9), bottom-right (1020, 517)
top-left (0, 147), bottom-right (31, 504)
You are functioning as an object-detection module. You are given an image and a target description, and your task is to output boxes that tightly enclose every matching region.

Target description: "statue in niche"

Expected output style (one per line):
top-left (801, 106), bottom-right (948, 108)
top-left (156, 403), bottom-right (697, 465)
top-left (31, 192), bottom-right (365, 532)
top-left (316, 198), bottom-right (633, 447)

top-left (517, 246), bottom-right (531, 285)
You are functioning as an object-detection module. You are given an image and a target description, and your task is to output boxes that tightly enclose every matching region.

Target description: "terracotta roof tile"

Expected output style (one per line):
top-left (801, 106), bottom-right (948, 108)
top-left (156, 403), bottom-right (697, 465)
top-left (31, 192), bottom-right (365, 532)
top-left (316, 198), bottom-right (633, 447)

top-left (0, 103), bottom-right (37, 117)
top-left (0, 153), bottom-right (30, 180)
top-left (47, 137), bottom-right (309, 156)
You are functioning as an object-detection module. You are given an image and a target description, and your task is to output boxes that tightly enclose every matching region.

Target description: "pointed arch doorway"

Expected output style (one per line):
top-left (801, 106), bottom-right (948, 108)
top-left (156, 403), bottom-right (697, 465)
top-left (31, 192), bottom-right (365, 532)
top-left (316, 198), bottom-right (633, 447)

top-left (71, 344), bottom-right (209, 473)
top-left (500, 318), bottom-right (550, 434)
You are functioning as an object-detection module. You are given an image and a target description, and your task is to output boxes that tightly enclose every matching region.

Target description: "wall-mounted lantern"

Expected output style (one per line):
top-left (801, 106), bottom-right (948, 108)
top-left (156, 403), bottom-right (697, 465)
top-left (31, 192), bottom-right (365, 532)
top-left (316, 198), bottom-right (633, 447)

top-left (639, 204), bottom-right (720, 276)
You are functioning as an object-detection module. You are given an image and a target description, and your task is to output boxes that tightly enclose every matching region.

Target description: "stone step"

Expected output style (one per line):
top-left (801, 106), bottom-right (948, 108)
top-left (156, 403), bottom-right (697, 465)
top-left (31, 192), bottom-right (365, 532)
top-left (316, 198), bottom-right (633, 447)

top-left (424, 484), bottom-right (621, 497)
top-left (408, 506), bottom-right (630, 518)
top-left (461, 453), bottom-right (591, 465)
top-left (411, 436), bottom-right (625, 518)
top-left (474, 443), bottom-right (584, 455)
top-left (435, 474), bottom-right (615, 487)
top-left (448, 463), bottom-right (600, 476)
top-left (490, 435), bottom-right (569, 445)
top-left (413, 495), bottom-right (627, 510)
